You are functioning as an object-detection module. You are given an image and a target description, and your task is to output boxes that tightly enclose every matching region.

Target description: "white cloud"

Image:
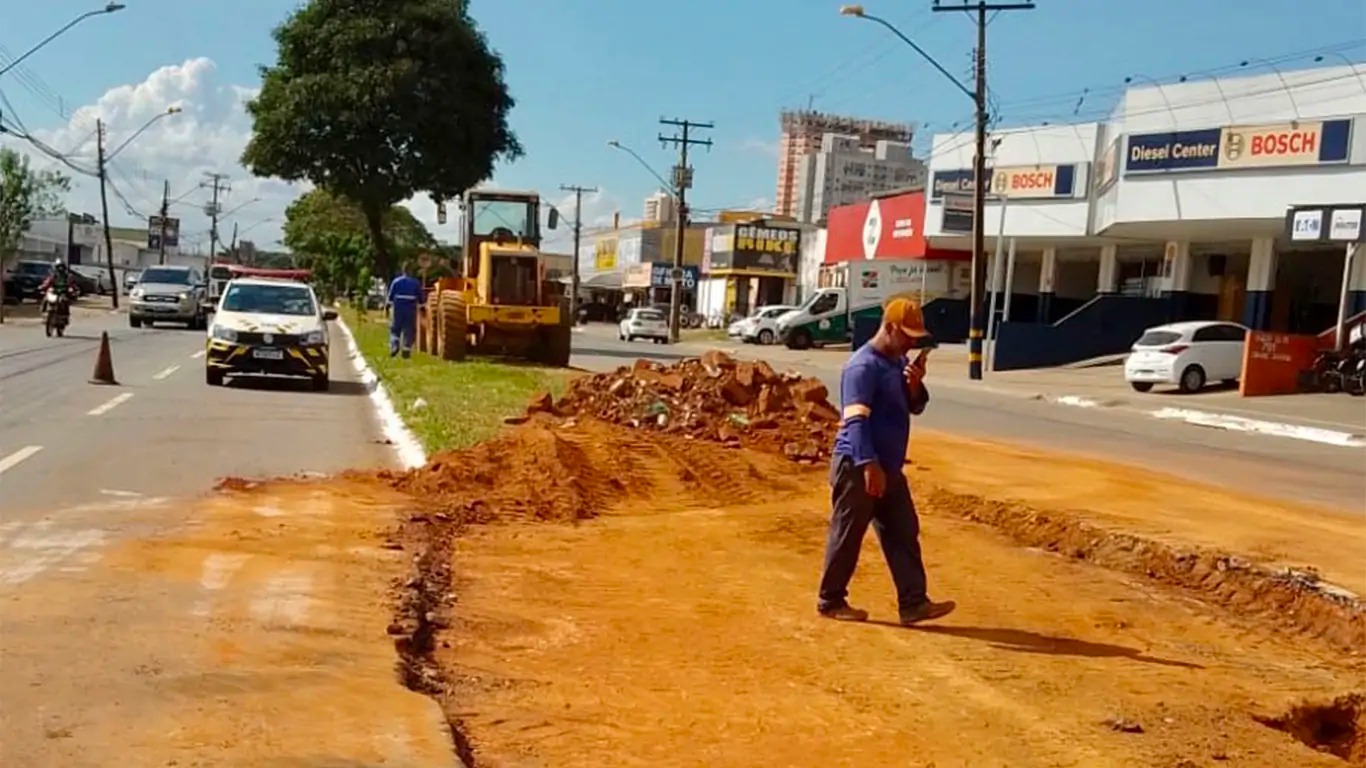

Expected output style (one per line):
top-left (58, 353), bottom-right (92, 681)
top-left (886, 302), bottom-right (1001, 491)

top-left (738, 138), bottom-right (780, 159)
top-left (0, 57), bottom-right (626, 262)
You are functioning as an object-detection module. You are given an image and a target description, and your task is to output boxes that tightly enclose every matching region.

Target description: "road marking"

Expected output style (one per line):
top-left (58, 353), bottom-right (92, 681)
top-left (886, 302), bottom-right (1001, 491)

top-left (0, 521), bottom-right (108, 586)
top-left (191, 350), bottom-right (206, 359)
top-left (250, 568), bottom-right (314, 626)
top-left (0, 446), bottom-right (42, 475)
top-left (87, 392), bottom-right (134, 416)
top-left (99, 489), bottom-right (144, 498)
top-left (152, 364), bottom-right (180, 380)
top-left (192, 552), bottom-right (252, 618)
top-left (1150, 407), bottom-right (1366, 448)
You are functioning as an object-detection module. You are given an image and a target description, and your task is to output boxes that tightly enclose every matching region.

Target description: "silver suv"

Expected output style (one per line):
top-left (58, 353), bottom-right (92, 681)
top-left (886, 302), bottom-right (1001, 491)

top-left (129, 265), bottom-right (208, 329)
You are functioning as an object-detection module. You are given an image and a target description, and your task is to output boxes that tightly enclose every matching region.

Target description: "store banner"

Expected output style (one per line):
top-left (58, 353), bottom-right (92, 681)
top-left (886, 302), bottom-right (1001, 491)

top-left (1125, 119), bottom-right (1352, 175)
top-left (929, 169), bottom-right (978, 199)
top-left (647, 263), bottom-right (699, 289)
top-left (1285, 203), bottom-right (1366, 243)
top-left (593, 238), bottom-right (617, 270)
top-left (941, 194), bottom-right (974, 234)
top-left (621, 263), bottom-right (651, 289)
top-left (989, 165), bottom-right (1078, 199)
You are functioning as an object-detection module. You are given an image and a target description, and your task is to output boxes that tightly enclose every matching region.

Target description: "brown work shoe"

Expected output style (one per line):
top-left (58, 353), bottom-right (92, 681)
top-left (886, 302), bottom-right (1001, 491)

top-left (899, 599), bottom-right (956, 625)
top-left (818, 603), bottom-right (870, 622)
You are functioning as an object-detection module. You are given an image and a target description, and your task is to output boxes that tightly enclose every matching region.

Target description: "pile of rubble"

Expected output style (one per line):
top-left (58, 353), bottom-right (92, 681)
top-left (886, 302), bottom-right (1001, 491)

top-left (527, 350), bottom-right (840, 463)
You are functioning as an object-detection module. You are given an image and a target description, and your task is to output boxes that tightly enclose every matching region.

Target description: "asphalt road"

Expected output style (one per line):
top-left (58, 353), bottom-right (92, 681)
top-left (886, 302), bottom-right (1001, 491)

top-left (570, 325), bottom-right (1366, 510)
top-left (0, 311), bottom-right (391, 522)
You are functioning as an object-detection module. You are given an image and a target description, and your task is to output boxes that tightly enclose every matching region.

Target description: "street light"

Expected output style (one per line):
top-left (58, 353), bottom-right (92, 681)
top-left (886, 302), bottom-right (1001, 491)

top-left (839, 2), bottom-right (1029, 380)
top-left (607, 140), bottom-right (677, 198)
top-left (0, 4), bottom-right (126, 79)
top-left (108, 106), bottom-right (182, 161)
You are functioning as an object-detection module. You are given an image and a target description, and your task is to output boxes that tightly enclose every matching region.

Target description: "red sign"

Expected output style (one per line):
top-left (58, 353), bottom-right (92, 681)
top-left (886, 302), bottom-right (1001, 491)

top-left (824, 190), bottom-right (969, 264)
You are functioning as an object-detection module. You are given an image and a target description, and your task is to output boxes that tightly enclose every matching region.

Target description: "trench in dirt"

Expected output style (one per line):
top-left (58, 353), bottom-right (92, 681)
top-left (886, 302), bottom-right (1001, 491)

top-left (379, 419), bottom-right (1366, 765)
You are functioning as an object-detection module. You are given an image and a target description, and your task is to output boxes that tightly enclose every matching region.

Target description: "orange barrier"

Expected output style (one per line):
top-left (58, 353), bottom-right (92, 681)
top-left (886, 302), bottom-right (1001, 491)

top-left (1238, 331), bottom-right (1319, 397)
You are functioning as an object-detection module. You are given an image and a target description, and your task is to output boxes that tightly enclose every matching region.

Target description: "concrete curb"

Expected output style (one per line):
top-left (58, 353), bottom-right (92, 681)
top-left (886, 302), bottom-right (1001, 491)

top-left (334, 314), bottom-right (428, 470)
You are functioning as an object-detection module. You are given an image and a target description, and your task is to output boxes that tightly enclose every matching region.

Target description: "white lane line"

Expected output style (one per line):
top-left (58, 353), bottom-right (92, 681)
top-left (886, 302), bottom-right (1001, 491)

top-left (152, 364), bottom-right (180, 380)
top-left (87, 392), bottom-right (134, 416)
top-left (1150, 407), bottom-right (1366, 448)
top-left (191, 350), bottom-right (206, 359)
top-left (0, 446), bottom-right (43, 475)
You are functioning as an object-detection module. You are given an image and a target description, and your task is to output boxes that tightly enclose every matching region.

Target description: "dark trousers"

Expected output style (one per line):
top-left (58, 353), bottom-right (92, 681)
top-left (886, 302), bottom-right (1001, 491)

top-left (817, 457), bottom-right (928, 614)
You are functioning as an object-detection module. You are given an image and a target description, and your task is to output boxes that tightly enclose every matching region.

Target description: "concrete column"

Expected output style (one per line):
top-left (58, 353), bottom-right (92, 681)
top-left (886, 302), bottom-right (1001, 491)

top-left (1160, 240), bottom-right (1193, 320)
top-left (1348, 242), bottom-right (1366, 317)
top-left (1036, 247), bottom-right (1057, 323)
top-left (1242, 237), bottom-right (1277, 330)
top-left (1097, 245), bottom-right (1118, 294)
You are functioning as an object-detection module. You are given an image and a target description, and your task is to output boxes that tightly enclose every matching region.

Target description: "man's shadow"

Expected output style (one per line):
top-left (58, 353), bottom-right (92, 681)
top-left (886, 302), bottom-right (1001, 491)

top-left (869, 622), bottom-right (1203, 670)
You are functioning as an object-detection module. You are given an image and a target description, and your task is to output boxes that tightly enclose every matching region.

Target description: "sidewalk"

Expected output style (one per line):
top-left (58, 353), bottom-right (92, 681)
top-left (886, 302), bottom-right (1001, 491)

top-left (666, 332), bottom-right (1366, 445)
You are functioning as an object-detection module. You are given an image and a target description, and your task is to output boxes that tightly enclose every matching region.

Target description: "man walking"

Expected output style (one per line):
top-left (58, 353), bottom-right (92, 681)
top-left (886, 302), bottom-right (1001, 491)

top-left (386, 264), bottom-right (423, 359)
top-left (817, 298), bottom-right (956, 625)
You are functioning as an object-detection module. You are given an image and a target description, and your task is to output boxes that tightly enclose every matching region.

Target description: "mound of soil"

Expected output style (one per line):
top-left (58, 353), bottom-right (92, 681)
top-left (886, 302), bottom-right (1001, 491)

top-left (376, 423), bottom-right (645, 527)
top-left (525, 350), bottom-right (838, 463)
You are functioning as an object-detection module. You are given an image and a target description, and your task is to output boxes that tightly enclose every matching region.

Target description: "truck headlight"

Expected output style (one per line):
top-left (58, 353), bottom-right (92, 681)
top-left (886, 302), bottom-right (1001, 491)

top-left (303, 330), bottom-right (325, 345)
top-left (130, 288), bottom-right (144, 299)
top-left (211, 326), bottom-right (237, 342)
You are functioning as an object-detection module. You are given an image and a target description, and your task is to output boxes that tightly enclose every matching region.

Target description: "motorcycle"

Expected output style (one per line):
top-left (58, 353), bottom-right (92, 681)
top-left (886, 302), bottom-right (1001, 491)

top-left (42, 288), bottom-right (71, 338)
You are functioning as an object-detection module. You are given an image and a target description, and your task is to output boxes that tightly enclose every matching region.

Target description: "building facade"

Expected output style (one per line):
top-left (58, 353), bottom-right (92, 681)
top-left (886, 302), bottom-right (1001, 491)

top-left (775, 110), bottom-right (913, 218)
top-left (643, 190), bottom-right (676, 224)
top-left (699, 220), bottom-right (808, 318)
top-left (922, 63), bottom-right (1366, 369)
top-left (791, 133), bottom-right (926, 225)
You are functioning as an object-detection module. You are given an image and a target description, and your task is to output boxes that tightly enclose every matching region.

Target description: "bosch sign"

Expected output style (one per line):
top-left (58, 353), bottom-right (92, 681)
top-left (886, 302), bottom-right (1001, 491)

top-left (1125, 119), bottom-right (1352, 175)
top-left (931, 165), bottom-right (1080, 200)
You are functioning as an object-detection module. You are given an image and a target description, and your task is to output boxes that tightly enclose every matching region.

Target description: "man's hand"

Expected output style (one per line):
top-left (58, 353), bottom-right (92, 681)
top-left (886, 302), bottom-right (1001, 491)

top-left (863, 462), bottom-right (887, 498)
top-left (904, 350), bottom-right (928, 391)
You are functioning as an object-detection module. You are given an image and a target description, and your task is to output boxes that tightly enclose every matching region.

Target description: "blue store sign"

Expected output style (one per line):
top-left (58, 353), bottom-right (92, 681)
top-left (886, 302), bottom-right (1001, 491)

top-left (650, 264), bottom-right (698, 289)
top-left (1124, 119), bottom-right (1353, 176)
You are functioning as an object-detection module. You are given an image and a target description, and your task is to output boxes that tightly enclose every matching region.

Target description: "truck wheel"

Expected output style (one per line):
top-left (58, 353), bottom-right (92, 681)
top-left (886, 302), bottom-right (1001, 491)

top-left (786, 328), bottom-right (812, 350)
top-left (438, 291), bottom-right (467, 362)
top-left (129, 316), bottom-right (142, 329)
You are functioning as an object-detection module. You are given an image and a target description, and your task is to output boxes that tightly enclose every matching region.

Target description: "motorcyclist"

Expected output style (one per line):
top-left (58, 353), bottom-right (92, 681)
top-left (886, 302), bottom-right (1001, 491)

top-left (40, 260), bottom-right (77, 312)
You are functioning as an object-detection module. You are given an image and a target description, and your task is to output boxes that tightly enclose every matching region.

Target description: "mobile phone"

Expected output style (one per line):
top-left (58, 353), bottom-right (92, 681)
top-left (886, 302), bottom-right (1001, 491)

top-left (908, 334), bottom-right (939, 351)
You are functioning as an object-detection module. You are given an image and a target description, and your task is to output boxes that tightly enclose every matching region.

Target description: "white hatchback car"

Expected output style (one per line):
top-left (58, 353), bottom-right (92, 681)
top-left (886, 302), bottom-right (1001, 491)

top-left (1124, 320), bottom-right (1248, 393)
top-left (619, 307), bottom-right (669, 344)
top-left (737, 304), bottom-right (799, 345)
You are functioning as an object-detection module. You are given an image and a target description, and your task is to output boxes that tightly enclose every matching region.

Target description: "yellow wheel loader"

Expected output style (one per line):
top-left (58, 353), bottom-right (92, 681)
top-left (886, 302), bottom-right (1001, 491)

top-left (432, 189), bottom-right (572, 367)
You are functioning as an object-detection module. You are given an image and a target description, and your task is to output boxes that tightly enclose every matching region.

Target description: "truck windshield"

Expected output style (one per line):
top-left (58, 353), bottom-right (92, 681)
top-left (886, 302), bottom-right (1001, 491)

top-left (471, 199), bottom-right (536, 240)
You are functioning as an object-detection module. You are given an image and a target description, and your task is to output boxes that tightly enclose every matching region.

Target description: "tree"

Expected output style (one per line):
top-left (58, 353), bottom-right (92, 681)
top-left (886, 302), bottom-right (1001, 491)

top-left (0, 148), bottom-right (70, 321)
top-left (242, 0), bottom-right (521, 277)
top-left (282, 188), bottom-right (438, 299)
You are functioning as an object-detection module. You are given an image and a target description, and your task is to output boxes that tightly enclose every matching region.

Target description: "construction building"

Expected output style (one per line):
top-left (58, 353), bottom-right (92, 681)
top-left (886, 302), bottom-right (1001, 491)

top-left (791, 132), bottom-right (926, 225)
top-left (775, 110), bottom-right (913, 218)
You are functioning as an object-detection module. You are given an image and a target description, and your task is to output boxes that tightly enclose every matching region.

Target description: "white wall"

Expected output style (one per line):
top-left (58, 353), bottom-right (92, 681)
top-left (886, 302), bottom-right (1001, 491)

top-left (697, 277), bottom-right (727, 318)
top-left (798, 228), bottom-right (826, 299)
top-left (925, 123), bottom-right (1099, 239)
top-left (1096, 65), bottom-right (1366, 230)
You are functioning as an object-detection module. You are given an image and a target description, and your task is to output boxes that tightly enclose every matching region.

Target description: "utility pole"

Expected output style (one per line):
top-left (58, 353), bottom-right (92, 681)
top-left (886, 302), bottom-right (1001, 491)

top-left (201, 172), bottom-right (229, 262)
top-left (559, 183), bottom-right (598, 326)
top-left (931, 0), bottom-right (1033, 380)
top-left (229, 222), bottom-right (239, 263)
top-left (658, 117), bottom-right (713, 342)
top-left (157, 180), bottom-right (169, 265)
top-left (96, 119), bottom-right (118, 309)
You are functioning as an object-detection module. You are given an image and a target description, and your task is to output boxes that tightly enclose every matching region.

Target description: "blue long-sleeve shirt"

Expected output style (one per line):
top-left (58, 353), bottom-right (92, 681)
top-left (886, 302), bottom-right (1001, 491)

top-left (832, 344), bottom-right (930, 472)
top-left (387, 275), bottom-right (423, 311)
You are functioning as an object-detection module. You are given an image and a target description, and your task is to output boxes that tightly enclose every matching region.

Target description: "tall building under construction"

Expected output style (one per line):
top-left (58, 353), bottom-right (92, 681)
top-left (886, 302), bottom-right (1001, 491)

top-left (775, 110), bottom-right (915, 218)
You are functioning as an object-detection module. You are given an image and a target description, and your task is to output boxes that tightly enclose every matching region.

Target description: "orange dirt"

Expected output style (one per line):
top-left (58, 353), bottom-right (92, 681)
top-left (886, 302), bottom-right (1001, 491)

top-left (383, 416), bottom-right (1364, 768)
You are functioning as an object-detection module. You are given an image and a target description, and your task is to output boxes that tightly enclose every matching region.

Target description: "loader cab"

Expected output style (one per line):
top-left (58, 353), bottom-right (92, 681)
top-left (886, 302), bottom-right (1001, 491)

top-left (461, 190), bottom-right (560, 307)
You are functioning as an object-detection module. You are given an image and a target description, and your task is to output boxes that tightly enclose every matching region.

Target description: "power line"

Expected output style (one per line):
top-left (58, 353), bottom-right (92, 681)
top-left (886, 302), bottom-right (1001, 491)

top-left (658, 117), bottom-right (713, 342)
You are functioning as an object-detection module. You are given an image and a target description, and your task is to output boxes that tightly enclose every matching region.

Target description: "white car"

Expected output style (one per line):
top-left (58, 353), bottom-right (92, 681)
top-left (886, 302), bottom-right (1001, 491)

top-left (71, 265), bottom-right (114, 295)
top-left (206, 277), bottom-right (336, 391)
top-left (619, 307), bottom-right (669, 344)
top-left (737, 304), bottom-right (798, 345)
top-left (1124, 320), bottom-right (1248, 393)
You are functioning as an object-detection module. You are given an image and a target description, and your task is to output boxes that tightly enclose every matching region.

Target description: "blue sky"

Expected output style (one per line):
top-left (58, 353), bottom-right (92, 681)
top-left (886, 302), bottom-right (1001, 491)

top-left (1, 0), bottom-right (1363, 248)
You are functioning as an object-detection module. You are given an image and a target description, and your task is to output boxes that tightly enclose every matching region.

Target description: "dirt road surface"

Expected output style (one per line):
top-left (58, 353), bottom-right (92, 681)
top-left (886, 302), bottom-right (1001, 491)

top-left (386, 417), bottom-right (1362, 768)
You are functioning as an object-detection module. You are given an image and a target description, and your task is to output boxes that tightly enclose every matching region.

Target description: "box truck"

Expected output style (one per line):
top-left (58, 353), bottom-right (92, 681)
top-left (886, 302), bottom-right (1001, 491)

top-left (776, 260), bottom-right (953, 349)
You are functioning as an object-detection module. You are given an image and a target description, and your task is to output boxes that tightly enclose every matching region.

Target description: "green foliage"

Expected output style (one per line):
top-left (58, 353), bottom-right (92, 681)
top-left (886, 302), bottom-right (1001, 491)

top-left (242, 0), bottom-right (521, 273)
top-left (0, 148), bottom-right (70, 266)
top-left (283, 188), bottom-right (440, 300)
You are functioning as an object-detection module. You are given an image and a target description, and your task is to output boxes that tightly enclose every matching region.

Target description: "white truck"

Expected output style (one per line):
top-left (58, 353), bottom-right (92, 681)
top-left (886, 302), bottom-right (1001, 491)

top-left (776, 260), bottom-right (956, 349)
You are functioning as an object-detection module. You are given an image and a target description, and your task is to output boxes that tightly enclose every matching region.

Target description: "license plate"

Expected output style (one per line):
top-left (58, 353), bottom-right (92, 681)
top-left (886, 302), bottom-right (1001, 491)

top-left (253, 348), bottom-right (284, 360)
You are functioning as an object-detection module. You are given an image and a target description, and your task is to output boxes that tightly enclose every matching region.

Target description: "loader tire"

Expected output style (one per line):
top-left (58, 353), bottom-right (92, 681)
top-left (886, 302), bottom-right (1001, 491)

top-left (539, 324), bottom-right (573, 368)
top-left (424, 294), bottom-right (440, 353)
top-left (438, 291), bottom-right (467, 362)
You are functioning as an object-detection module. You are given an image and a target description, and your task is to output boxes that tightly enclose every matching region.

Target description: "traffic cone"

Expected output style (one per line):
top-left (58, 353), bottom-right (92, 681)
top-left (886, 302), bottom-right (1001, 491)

top-left (89, 331), bottom-right (119, 385)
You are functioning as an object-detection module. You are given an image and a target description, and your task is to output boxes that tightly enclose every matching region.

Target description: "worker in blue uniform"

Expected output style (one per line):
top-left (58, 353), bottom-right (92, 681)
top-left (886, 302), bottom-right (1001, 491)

top-left (386, 264), bottom-right (424, 358)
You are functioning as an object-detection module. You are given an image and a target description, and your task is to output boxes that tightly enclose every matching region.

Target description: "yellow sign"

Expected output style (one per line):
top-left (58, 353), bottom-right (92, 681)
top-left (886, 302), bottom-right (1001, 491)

top-left (1219, 121), bottom-right (1326, 169)
top-left (990, 165), bottom-right (1062, 199)
top-left (594, 238), bottom-right (617, 270)
top-left (734, 224), bottom-right (798, 256)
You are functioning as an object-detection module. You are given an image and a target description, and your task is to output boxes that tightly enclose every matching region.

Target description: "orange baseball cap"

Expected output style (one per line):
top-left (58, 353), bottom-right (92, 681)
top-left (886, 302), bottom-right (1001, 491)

top-left (883, 297), bottom-right (930, 338)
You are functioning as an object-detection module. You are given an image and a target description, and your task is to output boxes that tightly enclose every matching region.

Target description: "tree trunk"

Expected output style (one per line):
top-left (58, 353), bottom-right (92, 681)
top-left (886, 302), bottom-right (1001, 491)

top-left (363, 206), bottom-right (393, 282)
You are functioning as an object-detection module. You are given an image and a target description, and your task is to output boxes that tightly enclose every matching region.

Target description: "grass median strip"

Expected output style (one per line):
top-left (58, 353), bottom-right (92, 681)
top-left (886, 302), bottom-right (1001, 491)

top-left (342, 308), bottom-right (572, 453)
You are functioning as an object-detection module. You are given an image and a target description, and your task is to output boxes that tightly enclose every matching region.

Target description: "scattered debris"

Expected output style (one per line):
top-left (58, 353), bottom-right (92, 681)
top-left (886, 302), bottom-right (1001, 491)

top-left (527, 350), bottom-right (839, 463)
top-left (1104, 717), bottom-right (1145, 734)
